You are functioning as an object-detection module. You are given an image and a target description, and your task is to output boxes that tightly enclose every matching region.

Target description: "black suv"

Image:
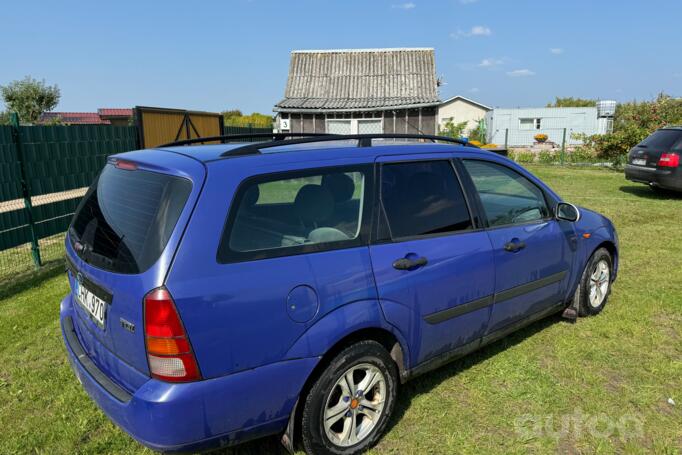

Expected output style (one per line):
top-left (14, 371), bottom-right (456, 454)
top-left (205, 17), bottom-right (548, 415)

top-left (625, 127), bottom-right (682, 193)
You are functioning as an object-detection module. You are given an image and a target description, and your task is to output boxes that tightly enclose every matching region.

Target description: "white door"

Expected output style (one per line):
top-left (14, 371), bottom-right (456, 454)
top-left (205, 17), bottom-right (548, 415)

top-left (327, 120), bottom-right (352, 134)
top-left (326, 119), bottom-right (383, 134)
top-left (356, 119), bottom-right (383, 134)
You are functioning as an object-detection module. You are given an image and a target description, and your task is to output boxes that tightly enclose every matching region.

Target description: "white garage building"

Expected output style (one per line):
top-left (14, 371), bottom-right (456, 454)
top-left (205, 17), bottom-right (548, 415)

top-left (485, 103), bottom-right (615, 147)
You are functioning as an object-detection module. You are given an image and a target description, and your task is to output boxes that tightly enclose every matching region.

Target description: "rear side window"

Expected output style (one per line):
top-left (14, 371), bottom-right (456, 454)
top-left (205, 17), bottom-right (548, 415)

top-left (639, 129), bottom-right (682, 150)
top-left (380, 160), bottom-right (472, 239)
top-left (463, 160), bottom-right (549, 227)
top-left (219, 166), bottom-right (370, 262)
top-left (70, 165), bottom-right (192, 274)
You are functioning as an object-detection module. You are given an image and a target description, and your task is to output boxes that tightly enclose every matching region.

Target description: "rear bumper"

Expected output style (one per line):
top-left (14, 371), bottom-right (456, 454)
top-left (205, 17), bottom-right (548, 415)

top-left (624, 165), bottom-right (682, 191)
top-left (60, 296), bottom-right (319, 453)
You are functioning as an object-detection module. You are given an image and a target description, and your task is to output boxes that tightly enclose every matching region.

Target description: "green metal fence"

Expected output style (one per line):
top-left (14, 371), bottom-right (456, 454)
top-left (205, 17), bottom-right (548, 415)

top-left (0, 122), bottom-right (138, 289)
top-left (0, 121), bottom-right (274, 291)
top-left (223, 124), bottom-right (272, 141)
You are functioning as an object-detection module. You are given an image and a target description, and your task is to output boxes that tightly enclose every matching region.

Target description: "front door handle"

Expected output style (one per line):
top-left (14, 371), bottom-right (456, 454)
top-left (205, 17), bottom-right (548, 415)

top-left (504, 240), bottom-right (526, 252)
top-left (393, 256), bottom-right (428, 270)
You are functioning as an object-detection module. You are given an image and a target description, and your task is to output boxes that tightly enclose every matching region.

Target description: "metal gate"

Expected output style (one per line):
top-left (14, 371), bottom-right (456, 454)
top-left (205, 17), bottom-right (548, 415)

top-left (135, 106), bottom-right (224, 148)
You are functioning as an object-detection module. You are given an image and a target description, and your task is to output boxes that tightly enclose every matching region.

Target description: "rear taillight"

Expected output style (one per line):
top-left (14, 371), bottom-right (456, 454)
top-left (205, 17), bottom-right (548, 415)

top-left (658, 153), bottom-right (680, 168)
top-left (144, 287), bottom-right (201, 382)
top-left (114, 159), bottom-right (138, 171)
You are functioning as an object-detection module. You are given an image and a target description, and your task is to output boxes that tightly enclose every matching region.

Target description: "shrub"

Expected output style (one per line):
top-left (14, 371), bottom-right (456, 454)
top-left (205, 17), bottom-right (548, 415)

top-left (510, 150), bottom-right (535, 163)
top-left (538, 150), bottom-right (557, 164)
top-left (468, 119), bottom-right (487, 143)
top-left (439, 119), bottom-right (469, 139)
top-left (579, 94), bottom-right (682, 165)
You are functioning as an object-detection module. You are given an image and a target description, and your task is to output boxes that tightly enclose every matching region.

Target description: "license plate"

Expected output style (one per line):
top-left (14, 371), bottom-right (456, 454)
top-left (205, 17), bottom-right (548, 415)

top-left (75, 280), bottom-right (107, 328)
top-left (632, 158), bottom-right (647, 166)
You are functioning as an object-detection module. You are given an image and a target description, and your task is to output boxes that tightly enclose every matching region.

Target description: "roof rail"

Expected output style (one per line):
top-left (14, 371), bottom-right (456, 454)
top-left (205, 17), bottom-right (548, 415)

top-left (218, 133), bottom-right (476, 157)
top-left (158, 132), bottom-right (333, 148)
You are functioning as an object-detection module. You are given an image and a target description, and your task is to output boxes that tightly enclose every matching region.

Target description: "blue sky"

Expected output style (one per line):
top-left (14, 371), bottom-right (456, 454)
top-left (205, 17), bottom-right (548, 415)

top-left (1, 0), bottom-right (680, 114)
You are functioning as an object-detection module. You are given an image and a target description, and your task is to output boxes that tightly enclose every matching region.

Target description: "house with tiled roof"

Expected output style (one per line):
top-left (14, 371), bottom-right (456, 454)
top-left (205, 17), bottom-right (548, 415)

top-left (97, 108), bottom-right (133, 126)
top-left (40, 108), bottom-right (133, 125)
top-left (274, 48), bottom-right (441, 135)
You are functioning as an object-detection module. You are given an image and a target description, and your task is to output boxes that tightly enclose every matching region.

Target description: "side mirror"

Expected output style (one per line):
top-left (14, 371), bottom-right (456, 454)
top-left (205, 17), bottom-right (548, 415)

top-left (556, 202), bottom-right (580, 222)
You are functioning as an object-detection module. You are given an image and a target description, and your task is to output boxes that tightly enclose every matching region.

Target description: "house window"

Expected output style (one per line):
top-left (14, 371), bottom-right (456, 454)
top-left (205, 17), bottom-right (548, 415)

top-left (520, 118), bottom-right (542, 130)
top-left (326, 119), bottom-right (383, 135)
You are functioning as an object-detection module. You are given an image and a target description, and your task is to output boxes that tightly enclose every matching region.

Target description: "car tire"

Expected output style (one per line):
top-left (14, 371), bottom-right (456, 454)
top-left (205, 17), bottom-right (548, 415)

top-left (301, 340), bottom-right (398, 455)
top-left (577, 248), bottom-right (613, 316)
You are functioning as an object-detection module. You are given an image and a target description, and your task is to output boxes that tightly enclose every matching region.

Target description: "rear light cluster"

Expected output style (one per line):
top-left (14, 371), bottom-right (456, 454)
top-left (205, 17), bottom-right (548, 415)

top-left (113, 159), bottom-right (138, 171)
top-left (658, 153), bottom-right (680, 168)
top-left (144, 287), bottom-right (201, 382)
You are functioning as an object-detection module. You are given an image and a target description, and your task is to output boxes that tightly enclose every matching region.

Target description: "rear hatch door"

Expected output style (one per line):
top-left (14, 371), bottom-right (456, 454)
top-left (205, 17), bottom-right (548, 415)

top-left (629, 129), bottom-right (682, 168)
top-left (66, 150), bottom-right (205, 383)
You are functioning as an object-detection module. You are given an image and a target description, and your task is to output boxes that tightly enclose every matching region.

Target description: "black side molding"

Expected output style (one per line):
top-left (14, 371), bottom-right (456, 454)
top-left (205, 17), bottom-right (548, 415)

top-left (424, 295), bottom-right (493, 324)
top-left (63, 316), bottom-right (132, 403)
top-left (495, 270), bottom-right (567, 304)
top-left (422, 270), bottom-right (568, 325)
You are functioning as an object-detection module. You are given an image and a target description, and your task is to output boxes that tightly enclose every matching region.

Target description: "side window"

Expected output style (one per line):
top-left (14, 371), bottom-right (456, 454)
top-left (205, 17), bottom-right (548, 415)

top-left (462, 160), bottom-right (549, 227)
top-left (218, 167), bottom-right (368, 262)
top-left (380, 160), bottom-right (472, 239)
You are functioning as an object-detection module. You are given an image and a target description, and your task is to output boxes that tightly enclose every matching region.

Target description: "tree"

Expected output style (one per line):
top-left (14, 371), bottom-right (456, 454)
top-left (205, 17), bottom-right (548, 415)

top-left (0, 76), bottom-right (60, 124)
top-left (439, 119), bottom-right (469, 139)
top-left (222, 109), bottom-right (272, 127)
top-left (222, 109), bottom-right (243, 123)
top-left (547, 97), bottom-right (597, 108)
top-left (0, 111), bottom-right (10, 125)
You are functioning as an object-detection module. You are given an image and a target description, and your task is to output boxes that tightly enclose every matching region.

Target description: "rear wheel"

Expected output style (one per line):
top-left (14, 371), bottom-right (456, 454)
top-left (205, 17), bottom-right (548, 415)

top-left (578, 248), bottom-right (613, 316)
top-left (301, 340), bottom-right (398, 455)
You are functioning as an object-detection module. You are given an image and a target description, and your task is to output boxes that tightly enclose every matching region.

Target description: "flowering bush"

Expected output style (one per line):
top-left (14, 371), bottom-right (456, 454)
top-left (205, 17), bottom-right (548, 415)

top-left (534, 133), bottom-right (548, 143)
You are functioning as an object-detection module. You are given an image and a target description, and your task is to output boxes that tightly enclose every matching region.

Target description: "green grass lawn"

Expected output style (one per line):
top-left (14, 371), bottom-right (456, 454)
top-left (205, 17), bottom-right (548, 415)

top-left (0, 165), bottom-right (680, 454)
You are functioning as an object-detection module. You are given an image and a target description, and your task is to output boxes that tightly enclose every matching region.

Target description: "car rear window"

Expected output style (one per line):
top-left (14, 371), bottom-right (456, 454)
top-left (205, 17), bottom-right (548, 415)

top-left (70, 165), bottom-right (192, 274)
top-left (639, 129), bottom-right (682, 150)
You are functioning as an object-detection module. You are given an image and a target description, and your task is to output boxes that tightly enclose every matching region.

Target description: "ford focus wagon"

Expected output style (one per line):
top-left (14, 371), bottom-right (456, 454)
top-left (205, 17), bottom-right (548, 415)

top-left (60, 134), bottom-right (618, 454)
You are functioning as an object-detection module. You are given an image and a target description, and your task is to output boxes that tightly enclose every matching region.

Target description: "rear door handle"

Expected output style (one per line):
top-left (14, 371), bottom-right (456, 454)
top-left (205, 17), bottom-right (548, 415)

top-left (393, 256), bottom-right (428, 270)
top-left (504, 240), bottom-right (526, 252)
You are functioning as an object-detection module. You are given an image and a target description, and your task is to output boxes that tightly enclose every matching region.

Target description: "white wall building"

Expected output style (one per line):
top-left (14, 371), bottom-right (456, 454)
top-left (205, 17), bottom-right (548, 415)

top-left (437, 96), bottom-right (491, 135)
top-left (485, 106), bottom-right (603, 147)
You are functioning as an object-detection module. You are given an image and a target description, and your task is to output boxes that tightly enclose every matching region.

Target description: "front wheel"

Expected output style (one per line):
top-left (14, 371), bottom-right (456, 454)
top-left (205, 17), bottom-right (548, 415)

top-left (578, 248), bottom-right (613, 316)
top-left (301, 340), bottom-right (398, 455)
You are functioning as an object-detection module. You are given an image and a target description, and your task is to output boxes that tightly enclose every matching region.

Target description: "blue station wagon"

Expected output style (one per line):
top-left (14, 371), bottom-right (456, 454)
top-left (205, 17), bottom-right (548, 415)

top-left (60, 134), bottom-right (618, 454)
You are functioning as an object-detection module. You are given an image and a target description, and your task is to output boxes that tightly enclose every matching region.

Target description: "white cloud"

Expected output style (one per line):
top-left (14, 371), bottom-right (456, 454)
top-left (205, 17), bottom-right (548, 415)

top-left (392, 2), bottom-right (416, 9)
top-left (478, 58), bottom-right (504, 68)
top-left (471, 25), bottom-right (492, 36)
top-left (451, 25), bottom-right (492, 39)
top-left (507, 69), bottom-right (535, 77)
top-left (549, 48), bottom-right (564, 55)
